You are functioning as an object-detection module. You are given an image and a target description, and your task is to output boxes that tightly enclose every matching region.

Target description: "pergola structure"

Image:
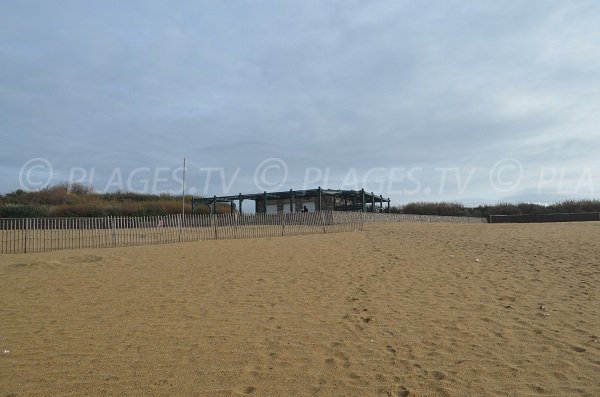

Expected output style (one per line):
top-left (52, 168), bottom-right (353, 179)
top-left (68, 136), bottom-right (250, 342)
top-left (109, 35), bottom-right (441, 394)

top-left (191, 187), bottom-right (391, 214)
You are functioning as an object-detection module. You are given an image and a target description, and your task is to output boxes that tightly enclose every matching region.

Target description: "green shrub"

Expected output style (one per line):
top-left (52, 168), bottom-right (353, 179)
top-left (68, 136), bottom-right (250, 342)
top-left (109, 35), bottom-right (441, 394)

top-left (402, 202), bottom-right (466, 216)
top-left (0, 204), bottom-right (49, 218)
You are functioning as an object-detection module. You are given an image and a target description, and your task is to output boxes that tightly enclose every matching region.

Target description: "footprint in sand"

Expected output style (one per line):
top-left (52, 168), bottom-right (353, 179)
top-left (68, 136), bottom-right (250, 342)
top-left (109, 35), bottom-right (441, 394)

top-left (243, 386), bottom-right (256, 394)
top-left (334, 351), bottom-right (351, 368)
top-left (11, 262), bottom-right (32, 268)
top-left (412, 363), bottom-right (428, 377)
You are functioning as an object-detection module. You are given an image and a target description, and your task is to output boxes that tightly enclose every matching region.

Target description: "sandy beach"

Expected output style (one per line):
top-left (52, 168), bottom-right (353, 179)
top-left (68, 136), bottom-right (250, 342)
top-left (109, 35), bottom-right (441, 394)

top-left (1, 222), bottom-right (599, 396)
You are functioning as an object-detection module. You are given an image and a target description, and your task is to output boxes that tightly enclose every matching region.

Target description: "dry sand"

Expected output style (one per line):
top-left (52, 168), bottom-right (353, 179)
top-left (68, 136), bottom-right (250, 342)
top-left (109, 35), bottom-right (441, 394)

top-left (1, 222), bottom-right (599, 396)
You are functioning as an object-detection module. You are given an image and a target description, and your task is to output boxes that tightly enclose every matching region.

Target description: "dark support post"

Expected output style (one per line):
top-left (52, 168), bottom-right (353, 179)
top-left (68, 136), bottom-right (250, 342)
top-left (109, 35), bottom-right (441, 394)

top-left (238, 193), bottom-right (243, 214)
top-left (352, 195), bottom-right (357, 211)
top-left (230, 202), bottom-right (234, 213)
top-left (290, 189), bottom-right (294, 213)
top-left (191, 198), bottom-right (195, 213)
top-left (212, 195), bottom-right (217, 215)
top-left (387, 198), bottom-right (390, 213)
top-left (380, 195), bottom-right (383, 212)
top-left (318, 186), bottom-right (322, 212)
top-left (361, 189), bottom-right (366, 212)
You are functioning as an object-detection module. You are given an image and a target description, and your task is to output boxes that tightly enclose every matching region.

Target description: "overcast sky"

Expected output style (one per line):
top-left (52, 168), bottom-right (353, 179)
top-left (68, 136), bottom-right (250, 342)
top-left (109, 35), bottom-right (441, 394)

top-left (1, 1), bottom-right (599, 205)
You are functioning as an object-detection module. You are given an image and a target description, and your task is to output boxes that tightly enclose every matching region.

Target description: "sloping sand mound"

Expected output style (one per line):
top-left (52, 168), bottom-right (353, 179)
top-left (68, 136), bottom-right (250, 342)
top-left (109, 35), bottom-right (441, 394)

top-left (1, 222), bottom-right (599, 396)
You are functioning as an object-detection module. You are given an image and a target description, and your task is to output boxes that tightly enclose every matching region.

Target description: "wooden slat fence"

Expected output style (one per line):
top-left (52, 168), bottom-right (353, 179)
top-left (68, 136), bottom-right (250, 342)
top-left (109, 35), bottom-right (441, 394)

top-left (0, 212), bottom-right (489, 254)
top-left (0, 211), bottom-right (363, 254)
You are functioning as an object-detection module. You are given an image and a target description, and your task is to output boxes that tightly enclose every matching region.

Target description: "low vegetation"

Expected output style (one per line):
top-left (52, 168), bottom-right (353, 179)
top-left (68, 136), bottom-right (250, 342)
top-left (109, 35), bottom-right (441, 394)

top-left (390, 200), bottom-right (600, 218)
top-left (0, 183), bottom-right (228, 218)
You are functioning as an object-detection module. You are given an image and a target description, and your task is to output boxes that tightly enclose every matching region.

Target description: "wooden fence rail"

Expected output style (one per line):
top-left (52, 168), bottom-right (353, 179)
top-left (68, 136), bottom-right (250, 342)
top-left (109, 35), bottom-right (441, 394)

top-left (0, 211), bottom-right (363, 254)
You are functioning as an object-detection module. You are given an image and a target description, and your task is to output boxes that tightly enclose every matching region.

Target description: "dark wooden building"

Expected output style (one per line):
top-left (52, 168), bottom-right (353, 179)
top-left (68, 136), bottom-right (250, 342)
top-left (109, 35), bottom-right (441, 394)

top-left (191, 188), bottom-right (390, 214)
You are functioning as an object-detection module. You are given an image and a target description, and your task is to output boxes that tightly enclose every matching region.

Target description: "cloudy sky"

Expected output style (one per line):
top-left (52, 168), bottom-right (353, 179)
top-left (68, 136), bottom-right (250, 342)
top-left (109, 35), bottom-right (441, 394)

top-left (1, 0), bottom-right (599, 205)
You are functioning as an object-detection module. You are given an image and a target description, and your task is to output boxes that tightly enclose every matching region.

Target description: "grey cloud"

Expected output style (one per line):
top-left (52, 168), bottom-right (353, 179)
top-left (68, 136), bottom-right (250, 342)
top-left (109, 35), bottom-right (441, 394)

top-left (1, 1), bottom-right (599, 202)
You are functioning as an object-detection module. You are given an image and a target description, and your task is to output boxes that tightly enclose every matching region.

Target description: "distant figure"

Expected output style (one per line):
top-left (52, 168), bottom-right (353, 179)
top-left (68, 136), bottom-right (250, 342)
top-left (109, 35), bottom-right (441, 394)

top-left (302, 205), bottom-right (309, 213)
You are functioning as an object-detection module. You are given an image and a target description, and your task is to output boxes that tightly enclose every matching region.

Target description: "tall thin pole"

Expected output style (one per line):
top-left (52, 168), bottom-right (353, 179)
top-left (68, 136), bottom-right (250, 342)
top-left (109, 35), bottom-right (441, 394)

top-left (182, 157), bottom-right (186, 215)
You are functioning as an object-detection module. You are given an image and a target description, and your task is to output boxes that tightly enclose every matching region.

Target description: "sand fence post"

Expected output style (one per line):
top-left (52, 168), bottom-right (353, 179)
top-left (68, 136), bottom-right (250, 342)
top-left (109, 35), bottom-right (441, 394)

top-left (1, 219), bottom-right (5, 254)
top-left (166, 214), bottom-right (172, 243)
top-left (57, 218), bottom-right (62, 251)
top-left (78, 218), bottom-right (82, 249)
top-left (31, 218), bottom-right (36, 253)
top-left (228, 213), bottom-right (234, 239)
top-left (119, 216), bottom-right (123, 246)
top-left (24, 218), bottom-right (29, 254)
top-left (212, 213), bottom-right (218, 240)
top-left (14, 219), bottom-right (18, 254)
top-left (10, 219), bottom-right (13, 254)
top-left (234, 212), bottom-right (239, 239)
top-left (360, 210), bottom-right (364, 231)
top-left (177, 213), bottom-right (182, 242)
top-left (111, 216), bottom-right (117, 247)
top-left (2, 219), bottom-right (6, 254)
top-left (159, 216), bottom-right (165, 244)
